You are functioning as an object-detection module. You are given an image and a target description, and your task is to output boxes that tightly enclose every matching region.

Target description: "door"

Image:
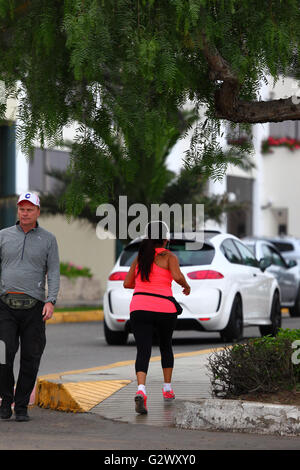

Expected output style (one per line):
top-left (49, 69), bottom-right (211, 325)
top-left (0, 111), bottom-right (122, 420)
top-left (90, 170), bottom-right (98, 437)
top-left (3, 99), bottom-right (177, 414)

top-left (221, 238), bottom-right (254, 321)
top-left (268, 245), bottom-right (298, 303)
top-left (259, 243), bottom-right (286, 301)
top-left (233, 239), bottom-right (270, 318)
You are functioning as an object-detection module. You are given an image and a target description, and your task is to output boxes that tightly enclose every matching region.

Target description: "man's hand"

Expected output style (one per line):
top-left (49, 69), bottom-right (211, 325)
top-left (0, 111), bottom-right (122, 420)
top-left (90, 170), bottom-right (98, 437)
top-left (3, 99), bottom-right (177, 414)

top-left (42, 302), bottom-right (55, 321)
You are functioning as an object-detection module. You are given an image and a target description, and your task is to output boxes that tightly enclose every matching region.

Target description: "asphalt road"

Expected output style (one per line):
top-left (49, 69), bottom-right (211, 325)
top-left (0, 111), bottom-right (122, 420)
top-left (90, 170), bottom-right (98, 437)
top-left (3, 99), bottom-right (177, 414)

top-left (2, 406), bottom-right (300, 451)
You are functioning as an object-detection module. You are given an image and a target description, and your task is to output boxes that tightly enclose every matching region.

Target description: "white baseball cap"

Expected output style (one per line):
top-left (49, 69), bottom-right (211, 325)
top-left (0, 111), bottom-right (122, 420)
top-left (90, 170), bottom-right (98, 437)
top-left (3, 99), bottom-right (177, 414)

top-left (17, 192), bottom-right (40, 207)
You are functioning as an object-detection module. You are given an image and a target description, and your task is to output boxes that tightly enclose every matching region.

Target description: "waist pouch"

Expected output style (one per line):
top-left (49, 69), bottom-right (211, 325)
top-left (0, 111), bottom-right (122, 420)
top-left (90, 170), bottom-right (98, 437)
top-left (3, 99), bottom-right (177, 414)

top-left (1, 293), bottom-right (39, 310)
top-left (133, 292), bottom-right (183, 315)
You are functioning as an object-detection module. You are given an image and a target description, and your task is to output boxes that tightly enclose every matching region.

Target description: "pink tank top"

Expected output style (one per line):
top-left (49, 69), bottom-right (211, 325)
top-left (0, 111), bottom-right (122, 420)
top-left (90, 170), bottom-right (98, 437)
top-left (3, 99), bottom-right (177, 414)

top-left (129, 248), bottom-right (176, 313)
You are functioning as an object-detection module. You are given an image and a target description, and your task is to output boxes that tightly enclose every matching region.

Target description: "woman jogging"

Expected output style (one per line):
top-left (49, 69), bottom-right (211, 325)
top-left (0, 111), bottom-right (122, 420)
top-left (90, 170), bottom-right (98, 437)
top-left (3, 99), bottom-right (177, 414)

top-left (123, 221), bottom-right (190, 415)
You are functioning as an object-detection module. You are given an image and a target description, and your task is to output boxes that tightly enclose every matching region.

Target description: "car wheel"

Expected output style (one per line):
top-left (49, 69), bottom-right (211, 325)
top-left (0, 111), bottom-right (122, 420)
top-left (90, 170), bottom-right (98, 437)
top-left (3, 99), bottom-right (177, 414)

top-left (220, 295), bottom-right (243, 342)
top-left (104, 319), bottom-right (129, 345)
top-left (259, 292), bottom-right (281, 337)
top-left (289, 287), bottom-right (300, 317)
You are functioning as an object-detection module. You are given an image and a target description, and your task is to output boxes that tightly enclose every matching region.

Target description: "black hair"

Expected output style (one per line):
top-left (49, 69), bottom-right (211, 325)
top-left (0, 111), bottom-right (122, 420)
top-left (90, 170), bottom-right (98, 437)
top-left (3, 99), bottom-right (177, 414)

top-left (137, 221), bottom-right (169, 281)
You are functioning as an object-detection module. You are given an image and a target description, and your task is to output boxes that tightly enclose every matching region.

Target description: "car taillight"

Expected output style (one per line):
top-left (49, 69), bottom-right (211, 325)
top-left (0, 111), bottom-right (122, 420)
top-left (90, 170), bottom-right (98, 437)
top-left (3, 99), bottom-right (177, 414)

top-left (187, 270), bottom-right (224, 280)
top-left (109, 272), bottom-right (128, 281)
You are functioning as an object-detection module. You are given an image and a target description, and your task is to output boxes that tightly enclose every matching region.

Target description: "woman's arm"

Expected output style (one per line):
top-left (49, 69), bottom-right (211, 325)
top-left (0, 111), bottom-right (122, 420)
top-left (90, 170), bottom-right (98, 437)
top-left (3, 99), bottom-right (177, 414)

top-left (123, 257), bottom-right (138, 289)
top-left (168, 253), bottom-right (191, 295)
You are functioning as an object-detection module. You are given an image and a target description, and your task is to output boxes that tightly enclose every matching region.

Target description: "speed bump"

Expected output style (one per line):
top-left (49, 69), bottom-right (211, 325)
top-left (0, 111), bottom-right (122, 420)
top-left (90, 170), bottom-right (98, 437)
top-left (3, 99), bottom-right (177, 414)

top-left (35, 378), bottom-right (131, 412)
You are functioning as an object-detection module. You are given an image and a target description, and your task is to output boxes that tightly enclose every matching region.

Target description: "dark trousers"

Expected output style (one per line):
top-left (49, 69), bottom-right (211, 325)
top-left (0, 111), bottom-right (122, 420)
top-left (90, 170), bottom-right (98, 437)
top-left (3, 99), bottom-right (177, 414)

top-left (0, 299), bottom-right (46, 412)
top-left (130, 310), bottom-right (177, 374)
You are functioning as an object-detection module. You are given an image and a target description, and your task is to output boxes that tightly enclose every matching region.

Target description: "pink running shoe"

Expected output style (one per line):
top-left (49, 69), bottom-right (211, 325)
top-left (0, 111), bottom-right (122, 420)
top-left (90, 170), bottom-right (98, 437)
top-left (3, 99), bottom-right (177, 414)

top-left (162, 388), bottom-right (175, 401)
top-left (134, 391), bottom-right (148, 414)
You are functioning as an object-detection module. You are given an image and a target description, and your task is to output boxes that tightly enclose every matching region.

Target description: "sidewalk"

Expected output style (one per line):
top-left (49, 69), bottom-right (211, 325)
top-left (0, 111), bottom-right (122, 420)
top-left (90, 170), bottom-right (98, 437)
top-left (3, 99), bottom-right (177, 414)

top-left (35, 347), bottom-right (300, 437)
top-left (35, 350), bottom-right (215, 424)
top-left (32, 307), bottom-right (300, 437)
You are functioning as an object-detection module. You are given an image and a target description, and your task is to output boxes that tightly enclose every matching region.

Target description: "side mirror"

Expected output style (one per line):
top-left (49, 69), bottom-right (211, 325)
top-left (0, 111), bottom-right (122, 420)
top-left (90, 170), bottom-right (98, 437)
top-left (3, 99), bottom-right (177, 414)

top-left (288, 259), bottom-right (297, 268)
top-left (259, 257), bottom-right (272, 272)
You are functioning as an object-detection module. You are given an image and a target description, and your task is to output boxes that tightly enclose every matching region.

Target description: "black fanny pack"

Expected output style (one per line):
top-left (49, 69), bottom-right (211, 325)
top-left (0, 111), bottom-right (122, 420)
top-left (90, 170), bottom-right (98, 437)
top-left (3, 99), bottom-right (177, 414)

top-left (1, 293), bottom-right (39, 310)
top-left (133, 292), bottom-right (183, 315)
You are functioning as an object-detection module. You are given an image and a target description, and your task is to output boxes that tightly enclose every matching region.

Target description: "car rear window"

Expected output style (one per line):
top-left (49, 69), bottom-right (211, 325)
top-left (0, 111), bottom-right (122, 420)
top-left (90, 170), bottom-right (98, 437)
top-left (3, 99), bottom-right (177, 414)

top-left (271, 241), bottom-right (294, 252)
top-left (119, 243), bottom-right (140, 266)
top-left (119, 240), bottom-right (215, 267)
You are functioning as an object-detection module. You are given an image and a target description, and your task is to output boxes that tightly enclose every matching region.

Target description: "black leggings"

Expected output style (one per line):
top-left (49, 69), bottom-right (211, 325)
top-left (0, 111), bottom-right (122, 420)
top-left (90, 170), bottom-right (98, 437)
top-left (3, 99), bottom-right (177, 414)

top-left (130, 310), bottom-right (177, 374)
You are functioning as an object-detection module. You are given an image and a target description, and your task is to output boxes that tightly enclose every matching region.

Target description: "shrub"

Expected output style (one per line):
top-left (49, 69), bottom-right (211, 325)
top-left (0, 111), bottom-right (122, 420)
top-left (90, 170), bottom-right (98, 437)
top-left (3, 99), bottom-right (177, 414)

top-left (60, 262), bottom-right (92, 279)
top-left (207, 329), bottom-right (300, 398)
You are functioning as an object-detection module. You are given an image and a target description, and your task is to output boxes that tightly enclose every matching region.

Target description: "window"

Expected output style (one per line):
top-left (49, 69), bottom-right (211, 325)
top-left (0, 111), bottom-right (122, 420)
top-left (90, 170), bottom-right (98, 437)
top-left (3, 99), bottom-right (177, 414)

top-left (221, 239), bottom-right (243, 265)
top-left (260, 243), bottom-right (287, 267)
top-left (261, 244), bottom-right (273, 266)
top-left (271, 241), bottom-right (294, 253)
top-left (170, 241), bottom-right (215, 266)
top-left (119, 243), bottom-right (139, 266)
top-left (226, 123), bottom-right (252, 146)
top-left (269, 121), bottom-right (300, 140)
top-left (269, 246), bottom-right (287, 267)
top-left (119, 240), bottom-right (215, 267)
top-left (233, 240), bottom-right (259, 267)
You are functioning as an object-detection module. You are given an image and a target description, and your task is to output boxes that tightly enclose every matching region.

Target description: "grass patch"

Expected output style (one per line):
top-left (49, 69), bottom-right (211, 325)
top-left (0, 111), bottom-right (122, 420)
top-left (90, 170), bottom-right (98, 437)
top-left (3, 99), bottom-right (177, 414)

top-left (55, 305), bottom-right (103, 312)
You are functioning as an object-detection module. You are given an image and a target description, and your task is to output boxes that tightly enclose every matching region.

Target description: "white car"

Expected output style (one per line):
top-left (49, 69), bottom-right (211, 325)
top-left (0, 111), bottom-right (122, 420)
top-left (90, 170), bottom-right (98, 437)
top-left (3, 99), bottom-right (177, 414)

top-left (103, 231), bottom-right (281, 344)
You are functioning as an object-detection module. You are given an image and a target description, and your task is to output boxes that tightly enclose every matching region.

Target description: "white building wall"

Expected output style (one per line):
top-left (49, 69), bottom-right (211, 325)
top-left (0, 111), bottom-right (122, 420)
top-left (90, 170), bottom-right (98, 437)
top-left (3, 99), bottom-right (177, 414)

top-left (259, 76), bottom-right (300, 237)
top-left (39, 214), bottom-right (115, 295)
top-left (261, 146), bottom-right (300, 237)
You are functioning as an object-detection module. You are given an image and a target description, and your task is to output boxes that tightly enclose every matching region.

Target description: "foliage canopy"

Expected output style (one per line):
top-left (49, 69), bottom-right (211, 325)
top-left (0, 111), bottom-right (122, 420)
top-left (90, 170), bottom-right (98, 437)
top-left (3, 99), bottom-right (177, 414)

top-left (1, 1), bottom-right (299, 212)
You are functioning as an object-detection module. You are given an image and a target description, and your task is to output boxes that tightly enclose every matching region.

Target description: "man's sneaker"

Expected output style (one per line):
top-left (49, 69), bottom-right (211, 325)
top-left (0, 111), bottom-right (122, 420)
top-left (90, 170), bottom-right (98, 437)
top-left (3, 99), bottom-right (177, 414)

top-left (162, 388), bottom-right (175, 401)
top-left (0, 403), bottom-right (12, 420)
top-left (134, 391), bottom-right (148, 414)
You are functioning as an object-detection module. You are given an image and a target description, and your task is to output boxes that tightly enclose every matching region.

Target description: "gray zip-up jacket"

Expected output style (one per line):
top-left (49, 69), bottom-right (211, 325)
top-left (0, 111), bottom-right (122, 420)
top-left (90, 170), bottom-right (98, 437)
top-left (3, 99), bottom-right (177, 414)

top-left (0, 222), bottom-right (60, 303)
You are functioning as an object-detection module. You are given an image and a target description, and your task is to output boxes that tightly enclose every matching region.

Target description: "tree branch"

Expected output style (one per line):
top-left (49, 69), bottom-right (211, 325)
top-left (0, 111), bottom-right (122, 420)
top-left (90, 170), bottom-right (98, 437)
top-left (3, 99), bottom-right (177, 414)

top-left (201, 32), bottom-right (300, 123)
top-left (216, 96), bottom-right (300, 123)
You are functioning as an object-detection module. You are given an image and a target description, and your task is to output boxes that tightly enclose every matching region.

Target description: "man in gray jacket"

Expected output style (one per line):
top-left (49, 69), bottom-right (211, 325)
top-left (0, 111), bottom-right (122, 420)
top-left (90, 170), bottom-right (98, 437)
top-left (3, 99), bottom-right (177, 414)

top-left (0, 192), bottom-right (60, 421)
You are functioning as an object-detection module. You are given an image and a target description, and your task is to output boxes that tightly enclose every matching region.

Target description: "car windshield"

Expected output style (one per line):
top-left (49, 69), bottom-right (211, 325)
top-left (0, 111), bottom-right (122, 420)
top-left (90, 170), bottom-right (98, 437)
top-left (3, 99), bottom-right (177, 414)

top-left (119, 240), bottom-right (215, 267)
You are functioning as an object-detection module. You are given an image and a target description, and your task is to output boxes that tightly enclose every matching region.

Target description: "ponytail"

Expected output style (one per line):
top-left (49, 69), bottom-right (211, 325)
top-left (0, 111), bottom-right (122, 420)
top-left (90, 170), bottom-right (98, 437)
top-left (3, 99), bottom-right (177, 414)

top-left (137, 239), bottom-right (157, 281)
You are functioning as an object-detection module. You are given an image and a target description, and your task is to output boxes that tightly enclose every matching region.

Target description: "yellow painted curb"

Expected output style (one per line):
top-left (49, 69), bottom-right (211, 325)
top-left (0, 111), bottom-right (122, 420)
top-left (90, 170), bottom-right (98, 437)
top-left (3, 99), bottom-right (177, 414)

top-left (47, 307), bottom-right (288, 325)
top-left (35, 378), bottom-right (131, 412)
top-left (47, 309), bottom-right (104, 324)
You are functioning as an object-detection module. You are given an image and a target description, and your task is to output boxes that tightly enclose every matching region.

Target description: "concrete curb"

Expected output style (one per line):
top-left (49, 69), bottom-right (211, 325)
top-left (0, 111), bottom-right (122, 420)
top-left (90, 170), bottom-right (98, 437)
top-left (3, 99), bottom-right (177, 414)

top-left (174, 398), bottom-right (300, 436)
top-left (48, 309), bottom-right (103, 324)
top-left (47, 308), bottom-right (289, 325)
